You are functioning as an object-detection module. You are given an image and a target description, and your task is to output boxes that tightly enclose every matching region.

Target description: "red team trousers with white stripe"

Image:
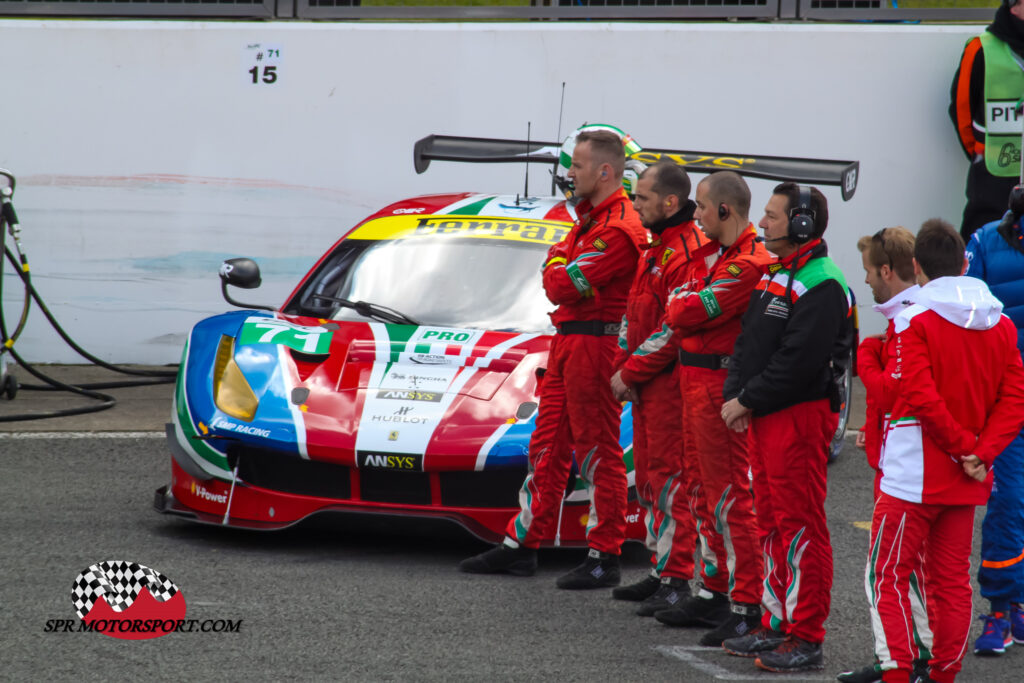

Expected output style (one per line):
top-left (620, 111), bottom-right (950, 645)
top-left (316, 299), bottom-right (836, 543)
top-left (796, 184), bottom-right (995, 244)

top-left (616, 216), bottom-right (707, 579)
top-left (506, 189), bottom-right (646, 553)
top-left (667, 226), bottom-right (769, 605)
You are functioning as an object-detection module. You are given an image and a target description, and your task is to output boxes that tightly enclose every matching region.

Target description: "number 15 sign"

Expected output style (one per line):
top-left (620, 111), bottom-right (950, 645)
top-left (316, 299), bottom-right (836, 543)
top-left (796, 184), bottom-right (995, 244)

top-left (242, 42), bottom-right (282, 86)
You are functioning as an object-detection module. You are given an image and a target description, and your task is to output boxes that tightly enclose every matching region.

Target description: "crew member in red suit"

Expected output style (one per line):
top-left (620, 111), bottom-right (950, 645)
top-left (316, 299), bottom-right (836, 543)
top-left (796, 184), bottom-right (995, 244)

top-left (856, 227), bottom-right (920, 497)
top-left (837, 227), bottom-right (929, 683)
top-left (459, 129), bottom-right (647, 588)
top-left (866, 219), bottom-right (1024, 683)
top-left (652, 171), bottom-right (770, 645)
top-left (608, 161), bottom-right (707, 611)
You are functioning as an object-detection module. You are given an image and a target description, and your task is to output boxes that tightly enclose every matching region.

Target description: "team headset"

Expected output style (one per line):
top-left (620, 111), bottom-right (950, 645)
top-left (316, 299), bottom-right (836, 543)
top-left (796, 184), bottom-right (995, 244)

top-left (1008, 0), bottom-right (1020, 7)
top-left (787, 185), bottom-right (817, 244)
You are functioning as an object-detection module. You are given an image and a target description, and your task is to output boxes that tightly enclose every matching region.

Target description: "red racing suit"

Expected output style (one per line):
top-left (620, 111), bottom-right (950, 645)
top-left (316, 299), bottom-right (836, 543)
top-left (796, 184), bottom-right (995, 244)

top-left (665, 225), bottom-right (770, 606)
top-left (857, 286), bottom-right (920, 496)
top-left (507, 189), bottom-right (647, 554)
top-left (869, 276), bottom-right (1024, 683)
top-left (857, 287), bottom-right (934, 664)
top-left (614, 205), bottom-right (708, 579)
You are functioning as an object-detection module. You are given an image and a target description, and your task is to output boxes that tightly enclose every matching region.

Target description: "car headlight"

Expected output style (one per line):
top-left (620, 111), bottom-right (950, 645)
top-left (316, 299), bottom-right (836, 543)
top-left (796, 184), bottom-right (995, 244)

top-left (213, 335), bottom-right (259, 422)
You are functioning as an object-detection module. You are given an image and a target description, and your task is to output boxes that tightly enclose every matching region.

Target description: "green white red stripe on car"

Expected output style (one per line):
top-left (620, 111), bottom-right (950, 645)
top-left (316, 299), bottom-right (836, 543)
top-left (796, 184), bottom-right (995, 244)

top-left (355, 323), bottom-right (541, 466)
top-left (432, 194), bottom-right (575, 222)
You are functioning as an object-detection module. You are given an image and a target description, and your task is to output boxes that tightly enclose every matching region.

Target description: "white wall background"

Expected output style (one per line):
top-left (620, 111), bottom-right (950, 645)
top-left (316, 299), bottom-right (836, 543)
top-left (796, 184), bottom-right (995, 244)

top-left (0, 20), bottom-right (981, 363)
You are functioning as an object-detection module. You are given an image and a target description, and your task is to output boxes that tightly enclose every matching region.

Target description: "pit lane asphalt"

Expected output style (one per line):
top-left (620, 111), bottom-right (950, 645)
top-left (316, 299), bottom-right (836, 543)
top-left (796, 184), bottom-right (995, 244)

top-left (0, 368), bottom-right (1015, 682)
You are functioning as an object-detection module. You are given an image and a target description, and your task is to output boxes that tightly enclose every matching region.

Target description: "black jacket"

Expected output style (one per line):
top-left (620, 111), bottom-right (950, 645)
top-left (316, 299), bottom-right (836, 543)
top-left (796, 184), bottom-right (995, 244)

top-left (723, 240), bottom-right (854, 416)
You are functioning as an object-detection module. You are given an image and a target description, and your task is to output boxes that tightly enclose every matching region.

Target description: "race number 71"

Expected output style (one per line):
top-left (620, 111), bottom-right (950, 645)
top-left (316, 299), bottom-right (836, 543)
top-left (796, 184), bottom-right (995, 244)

top-left (238, 319), bottom-right (333, 354)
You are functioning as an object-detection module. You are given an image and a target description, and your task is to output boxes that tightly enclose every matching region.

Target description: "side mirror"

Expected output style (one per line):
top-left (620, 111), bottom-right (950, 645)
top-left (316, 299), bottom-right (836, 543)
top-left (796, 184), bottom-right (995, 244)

top-left (219, 258), bottom-right (262, 289)
top-left (219, 258), bottom-right (275, 311)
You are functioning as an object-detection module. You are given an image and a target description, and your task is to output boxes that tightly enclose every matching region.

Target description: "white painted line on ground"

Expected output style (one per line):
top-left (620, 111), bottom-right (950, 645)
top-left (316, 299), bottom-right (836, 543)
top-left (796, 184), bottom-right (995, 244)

top-left (0, 431), bottom-right (164, 439)
top-left (653, 645), bottom-right (832, 681)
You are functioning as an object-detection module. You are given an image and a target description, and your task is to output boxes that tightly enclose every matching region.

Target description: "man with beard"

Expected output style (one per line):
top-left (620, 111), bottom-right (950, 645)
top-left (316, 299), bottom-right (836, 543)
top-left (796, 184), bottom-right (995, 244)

top-left (836, 226), bottom-right (930, 683)
top-left (866, 219), bottom-right (1024, 683)
top-left (460, 129), bottom-right (646, 588)
top-left (610, 161), bottom-right (708, 612)
top-left (657, 171), bottom-right (771, 647)
top-left (949, 0), bottom-right (1024, 239)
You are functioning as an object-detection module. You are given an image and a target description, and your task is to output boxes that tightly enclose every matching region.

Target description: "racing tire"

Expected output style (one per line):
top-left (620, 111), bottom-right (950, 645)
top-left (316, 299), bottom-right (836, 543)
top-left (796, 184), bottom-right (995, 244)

top-left (827, 355), bottom-right (853, 464)
top-left (1, 373), bottom-right (16, 400)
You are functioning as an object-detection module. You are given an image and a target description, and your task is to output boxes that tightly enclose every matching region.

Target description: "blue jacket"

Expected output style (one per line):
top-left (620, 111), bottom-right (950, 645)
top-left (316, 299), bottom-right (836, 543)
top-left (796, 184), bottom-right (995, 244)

top-left (967, 217), bottom-right (1024, 355)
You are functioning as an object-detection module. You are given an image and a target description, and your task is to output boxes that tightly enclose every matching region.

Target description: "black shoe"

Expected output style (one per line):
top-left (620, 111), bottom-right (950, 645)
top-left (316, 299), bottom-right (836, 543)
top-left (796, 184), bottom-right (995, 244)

top-left (912, 658), bottom-right (931, 682)
top-left (836, 662), bottom-right (882, 683)
top-left (612, 574), bottom-right (661, 601)
top-left (722, 625), bottom-right (787, 657)
top-left (458, 543), bottom-right (537, 576)
top-left (755, 635), bottom-right (824, 672)
top-left (555, 549), bottom-right (621, 590)
top-left (699, 602), bottom-right (761, 646)
top-left (653, 584), bottom-right (730, 627)
top-left (636, 577), bottom-right (690, 617)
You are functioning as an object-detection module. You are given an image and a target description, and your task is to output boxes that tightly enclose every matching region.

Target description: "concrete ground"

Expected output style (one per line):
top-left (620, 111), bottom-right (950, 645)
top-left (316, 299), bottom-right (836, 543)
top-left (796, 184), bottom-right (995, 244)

top-left (0, 364), bottom-right (177, 431)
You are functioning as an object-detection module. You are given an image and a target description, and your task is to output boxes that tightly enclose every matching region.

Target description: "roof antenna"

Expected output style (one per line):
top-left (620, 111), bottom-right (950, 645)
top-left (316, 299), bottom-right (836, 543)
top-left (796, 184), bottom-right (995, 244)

top-left (521, 121), bottom-right (531, 204)
top-left (552, 82), bottom-right (566, 196)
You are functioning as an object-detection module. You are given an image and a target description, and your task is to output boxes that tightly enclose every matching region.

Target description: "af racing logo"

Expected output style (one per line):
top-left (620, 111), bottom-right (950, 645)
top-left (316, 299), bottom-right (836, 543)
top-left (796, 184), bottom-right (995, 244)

top-left (69, 561), bottom-right (186, 640)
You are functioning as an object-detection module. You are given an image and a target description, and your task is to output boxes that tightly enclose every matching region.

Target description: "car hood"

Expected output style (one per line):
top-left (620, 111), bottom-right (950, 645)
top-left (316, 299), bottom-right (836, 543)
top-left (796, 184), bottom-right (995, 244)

top-left (171, 310), bottom-right (551, 477)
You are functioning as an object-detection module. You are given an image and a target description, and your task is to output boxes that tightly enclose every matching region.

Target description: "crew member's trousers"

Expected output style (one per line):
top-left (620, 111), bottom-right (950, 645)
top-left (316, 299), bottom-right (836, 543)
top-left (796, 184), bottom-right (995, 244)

top-left (749, 399), bottom-right (836, 643)
top-left (633, 367), bottom-right (696, 579)
top-left (979, 430), bottom-right (1024, 612)
top-left (507, 333), bottom-right (627, 553)
top-left (680, 365), bottom-right (762, 603)
top-left (868, 493), bottom-right (974, 683)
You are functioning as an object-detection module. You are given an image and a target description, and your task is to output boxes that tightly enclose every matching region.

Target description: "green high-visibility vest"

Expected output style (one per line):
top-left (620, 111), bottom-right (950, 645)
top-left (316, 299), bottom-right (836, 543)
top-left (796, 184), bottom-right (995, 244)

top-left (980, 32), bottom-right (1024, 176)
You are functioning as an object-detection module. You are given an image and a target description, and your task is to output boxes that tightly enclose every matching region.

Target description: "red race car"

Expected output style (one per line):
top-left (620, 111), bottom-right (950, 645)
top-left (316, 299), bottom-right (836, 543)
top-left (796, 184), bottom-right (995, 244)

top-left (154, 130), bottom-right (859, 544)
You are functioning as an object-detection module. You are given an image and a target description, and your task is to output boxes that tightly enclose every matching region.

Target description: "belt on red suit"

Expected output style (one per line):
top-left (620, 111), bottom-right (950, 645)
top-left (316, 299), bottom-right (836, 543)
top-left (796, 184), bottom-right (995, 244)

top-left (678, 350), bottom-right (731, 370)
top-left (557, 321), bottom-right (619, 336)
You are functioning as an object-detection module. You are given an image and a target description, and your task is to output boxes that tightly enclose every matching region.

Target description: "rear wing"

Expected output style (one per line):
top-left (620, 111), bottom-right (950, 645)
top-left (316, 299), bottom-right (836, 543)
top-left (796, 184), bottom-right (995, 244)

top-left (413, 134), bottom-right (859, 201)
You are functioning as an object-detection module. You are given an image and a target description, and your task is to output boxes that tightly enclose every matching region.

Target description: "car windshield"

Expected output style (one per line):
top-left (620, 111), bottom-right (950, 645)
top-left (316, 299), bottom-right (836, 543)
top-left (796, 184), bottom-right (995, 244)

top-left (287, 237), bottom-right (556, 333)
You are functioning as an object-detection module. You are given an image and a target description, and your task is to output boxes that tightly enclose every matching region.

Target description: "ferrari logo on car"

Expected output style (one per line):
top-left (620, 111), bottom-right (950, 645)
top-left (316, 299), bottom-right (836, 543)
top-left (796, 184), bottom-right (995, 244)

top-left (388, 431), bottom-right (398, 441)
